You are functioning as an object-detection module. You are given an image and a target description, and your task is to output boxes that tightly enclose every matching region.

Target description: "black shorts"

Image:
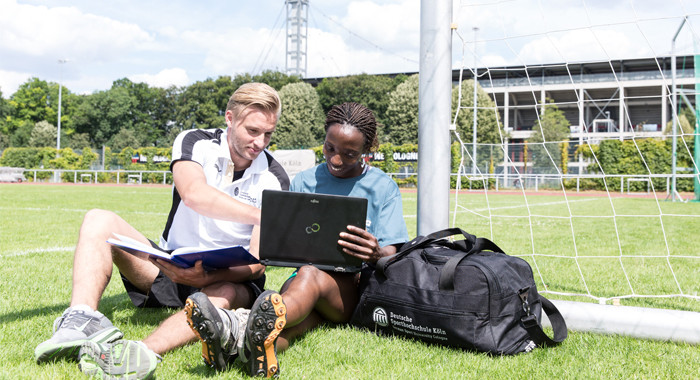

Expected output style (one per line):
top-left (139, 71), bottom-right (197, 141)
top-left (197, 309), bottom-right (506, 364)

top-left (121, 271), bottom-right (266, 309)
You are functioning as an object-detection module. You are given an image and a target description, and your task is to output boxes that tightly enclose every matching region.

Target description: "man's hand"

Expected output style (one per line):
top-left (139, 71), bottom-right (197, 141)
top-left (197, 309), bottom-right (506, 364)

top-left (150, 258), bottom-right (208, 288)
top-left (339, 225), bottom-right (396, 264)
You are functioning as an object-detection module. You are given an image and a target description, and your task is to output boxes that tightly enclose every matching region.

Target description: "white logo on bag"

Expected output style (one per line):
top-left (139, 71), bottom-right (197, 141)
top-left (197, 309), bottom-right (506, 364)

top-left (524, 340), bottom-right (536, 352)
top-left (372, 307), bottom-right (388, 327)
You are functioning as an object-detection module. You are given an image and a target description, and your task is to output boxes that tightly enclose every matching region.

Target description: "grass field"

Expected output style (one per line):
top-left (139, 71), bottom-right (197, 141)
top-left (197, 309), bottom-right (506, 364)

top-left (444, 190), bottom-right (700, 311)
top-left (1, 183), bottom-right (698, 379)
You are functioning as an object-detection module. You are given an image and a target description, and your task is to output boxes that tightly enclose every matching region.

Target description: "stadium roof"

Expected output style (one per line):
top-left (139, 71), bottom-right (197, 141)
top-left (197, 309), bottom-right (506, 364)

top-left (303, 55), bottom-right (696, 85)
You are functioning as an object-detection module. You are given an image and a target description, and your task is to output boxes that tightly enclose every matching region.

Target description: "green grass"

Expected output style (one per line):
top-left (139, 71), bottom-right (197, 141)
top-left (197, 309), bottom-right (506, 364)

top-left (1, 183), bottom-right (698, 379)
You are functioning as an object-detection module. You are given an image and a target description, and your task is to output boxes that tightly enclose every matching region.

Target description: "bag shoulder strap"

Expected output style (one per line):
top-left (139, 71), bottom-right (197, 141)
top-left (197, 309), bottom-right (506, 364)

top-left (438, 237), bottom-right (504, 290)
top-left (521, 296), bottom-right (568, 348)
top-left (377, 228), bottom-right (477, 275)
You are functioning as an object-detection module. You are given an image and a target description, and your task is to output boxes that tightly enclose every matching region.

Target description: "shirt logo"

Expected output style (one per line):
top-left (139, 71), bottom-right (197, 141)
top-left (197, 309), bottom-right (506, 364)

top-left (234, 187), bottom-right (239, 196)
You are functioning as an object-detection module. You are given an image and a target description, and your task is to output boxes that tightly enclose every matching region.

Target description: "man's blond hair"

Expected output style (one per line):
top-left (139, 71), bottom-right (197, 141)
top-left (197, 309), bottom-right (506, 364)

top-left (226, 82), bottom-right (281, 120)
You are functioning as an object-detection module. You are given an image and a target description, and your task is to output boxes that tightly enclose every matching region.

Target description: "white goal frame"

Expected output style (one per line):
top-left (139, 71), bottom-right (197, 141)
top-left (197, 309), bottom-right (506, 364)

top-left (417, 0), bottom-right (700, 344)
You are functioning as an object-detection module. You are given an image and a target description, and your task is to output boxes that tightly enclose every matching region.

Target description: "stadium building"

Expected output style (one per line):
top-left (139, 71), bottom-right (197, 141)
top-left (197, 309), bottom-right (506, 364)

top-left (307, 56), bottom-right (697, 177)
top-left (464, 55), bottom-right (697, 175)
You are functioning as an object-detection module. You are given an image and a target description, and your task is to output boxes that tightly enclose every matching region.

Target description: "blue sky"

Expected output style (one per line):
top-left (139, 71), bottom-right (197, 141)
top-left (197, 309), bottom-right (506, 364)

top-left (1, 0), bottom-right (698, 97)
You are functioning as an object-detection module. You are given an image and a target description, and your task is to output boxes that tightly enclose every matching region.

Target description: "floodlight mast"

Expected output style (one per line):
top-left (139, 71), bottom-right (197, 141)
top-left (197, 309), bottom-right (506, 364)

top-left (55, 59), bottom-right (67, 183)
top-left (285, 0), bottom-right (308, 78)
top-left (670, 16), bottom-right (687, 201)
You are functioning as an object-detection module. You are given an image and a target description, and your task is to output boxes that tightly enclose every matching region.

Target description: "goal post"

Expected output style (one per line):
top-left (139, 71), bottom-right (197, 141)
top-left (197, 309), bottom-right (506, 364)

top-left (416, 0), bottom-right (452, 235)
top-left (418, 1), bottom-right (700, 344)
top-left (694, 40), bottom-right (700, 202)
top-left (543, 300), bottom-right (700, 344)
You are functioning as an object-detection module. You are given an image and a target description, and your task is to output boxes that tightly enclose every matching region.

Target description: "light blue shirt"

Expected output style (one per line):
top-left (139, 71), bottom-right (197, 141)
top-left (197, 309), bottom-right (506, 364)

top-left (290, 164), bottom-right (409, 248)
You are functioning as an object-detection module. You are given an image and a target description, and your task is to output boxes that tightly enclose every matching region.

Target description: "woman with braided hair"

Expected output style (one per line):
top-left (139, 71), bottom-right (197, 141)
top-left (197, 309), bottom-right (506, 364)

top-left (185, 102), bottom-right (409, 377)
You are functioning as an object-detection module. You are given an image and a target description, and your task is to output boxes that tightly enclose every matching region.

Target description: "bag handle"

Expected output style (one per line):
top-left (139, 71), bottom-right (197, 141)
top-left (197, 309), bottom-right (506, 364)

top-left (521, 296), bottom-right (568, 348)
top-left (376, 228), bottom-right (477, 275)
top-left (438, 237), bottom-right (504, 290)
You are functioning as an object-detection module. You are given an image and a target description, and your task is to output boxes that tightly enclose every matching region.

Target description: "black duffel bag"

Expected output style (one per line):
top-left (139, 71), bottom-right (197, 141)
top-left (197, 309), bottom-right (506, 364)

top-left (351, 228), bottom-right (567, 355)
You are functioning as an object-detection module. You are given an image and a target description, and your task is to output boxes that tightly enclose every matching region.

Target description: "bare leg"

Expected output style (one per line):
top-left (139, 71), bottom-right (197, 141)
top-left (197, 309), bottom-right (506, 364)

top-left (70, 209), bottom-right (160, 310)
top-left (276, 310), bottom-right (324, 353)
top-left (277, 265), bottom-right (358, 346)
top-left (142, 282), bottom-right (254, 355)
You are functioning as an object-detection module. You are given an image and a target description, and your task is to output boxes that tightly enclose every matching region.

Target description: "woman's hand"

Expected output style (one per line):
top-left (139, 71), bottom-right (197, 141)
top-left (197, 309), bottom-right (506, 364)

top-left (338, 225), bottom-right (391, 264)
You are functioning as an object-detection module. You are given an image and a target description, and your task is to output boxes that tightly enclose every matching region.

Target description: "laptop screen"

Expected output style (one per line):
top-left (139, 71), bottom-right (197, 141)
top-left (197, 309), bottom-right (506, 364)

top-left (259, 190), bottom-right (368, 273)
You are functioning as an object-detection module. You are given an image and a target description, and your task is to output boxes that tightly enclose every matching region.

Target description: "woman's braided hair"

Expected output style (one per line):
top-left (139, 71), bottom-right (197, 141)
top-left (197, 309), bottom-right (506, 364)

top-left (324, 102), bottom-right (379, 153)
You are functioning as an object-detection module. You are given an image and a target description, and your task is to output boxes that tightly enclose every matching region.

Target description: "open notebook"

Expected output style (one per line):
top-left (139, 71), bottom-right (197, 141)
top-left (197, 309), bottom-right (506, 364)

top-left (259, 190), bottom-right (368, 273)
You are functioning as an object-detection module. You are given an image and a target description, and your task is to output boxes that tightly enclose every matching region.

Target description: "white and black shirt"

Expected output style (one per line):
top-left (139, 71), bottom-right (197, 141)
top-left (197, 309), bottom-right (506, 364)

top-left (161, 128), bottom-right (289, 251)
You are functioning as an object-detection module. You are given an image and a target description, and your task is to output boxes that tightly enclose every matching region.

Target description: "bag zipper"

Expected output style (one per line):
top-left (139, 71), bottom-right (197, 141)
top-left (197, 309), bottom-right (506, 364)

top-left (362, 293), bottom-right (479, 317)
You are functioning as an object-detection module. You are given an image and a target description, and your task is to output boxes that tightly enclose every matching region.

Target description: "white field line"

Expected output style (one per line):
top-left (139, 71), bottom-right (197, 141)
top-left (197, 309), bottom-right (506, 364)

top-left (0, 206), bottom-right (167, 216)
top-left (403, 198), bottom-right (597, 218)
top-left (1, 207), bottom-right (165, 257)
top-left (469, 198), bottom-right (597, 212)
top-left (0, 246), bottom-right (74, 258)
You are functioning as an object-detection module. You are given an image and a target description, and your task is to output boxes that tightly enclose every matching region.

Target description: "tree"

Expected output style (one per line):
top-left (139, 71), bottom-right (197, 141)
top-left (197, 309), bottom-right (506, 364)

top-left (66, 133), bottom-right (92, 150)
top-left (108, 128), bottom-right (141, 152)
top-left (0, 88), bottom-right (12, 149)
top-left (681, 106), bottom-right (697, 131)
top-left (252, 70), bottom-right (301, 90)
top-left (111, 78), bottom-right (175, 147)
top-left (0, 87), bottom-right (12, 135)
top-left (451, 79), bottom-right (505, 173)
top-left (29, 121), bottom-right (57, 147)
top-left (0, 132), bottom-right (8, 151)
top-left (452, 80), bottom-right (503, 144)
top-left (72, 87), bottom-right (135, 147)
top-left (174, 77), bottom-right (237, 132)
top-left (10, 120), bottom-right (33, 147)
top-left (273, 82), bottom-right (325, 149)
top-left (385, 74), bottom-right (419, 145)
top-left (529, 99), bottom-right (570, 172)
top-left (8, 78), bottom-right (54, 126)
top-left (663, 109), bottom-right (695, 140)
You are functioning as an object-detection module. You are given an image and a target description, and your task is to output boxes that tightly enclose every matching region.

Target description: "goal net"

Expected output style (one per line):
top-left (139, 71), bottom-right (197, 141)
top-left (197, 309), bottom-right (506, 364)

top-left (449, 1), bottom-right (700, 312)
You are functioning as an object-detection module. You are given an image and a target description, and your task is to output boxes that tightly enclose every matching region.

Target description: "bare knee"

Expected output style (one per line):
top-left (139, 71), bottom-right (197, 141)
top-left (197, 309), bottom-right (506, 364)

top-left (202, 282), bottom-right (252, 309)
top-left (83, 208), bottom-right (120, 225)
top-left (293, 265), bottom-right (324, 288)
top-left (81, 209), bottom-right (122, 238)
top-left (81, 209), bottom-right (135, 258)
top-left (281, 265), bottom-right (326, 301)
top-left (76, 209), bottom-right (123, 261)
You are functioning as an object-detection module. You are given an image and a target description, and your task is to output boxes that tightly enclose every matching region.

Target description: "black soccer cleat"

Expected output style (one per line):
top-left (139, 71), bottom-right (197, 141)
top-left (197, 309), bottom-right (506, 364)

top-left (244, 290), bottom-right (287, 378)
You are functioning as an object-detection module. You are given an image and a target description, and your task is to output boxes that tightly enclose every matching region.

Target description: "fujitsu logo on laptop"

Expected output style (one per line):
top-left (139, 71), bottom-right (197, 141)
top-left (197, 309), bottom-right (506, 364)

top-left (310, 198), bottom-right (319, 204)
top-left (305, 223), bottom-right (320, 234)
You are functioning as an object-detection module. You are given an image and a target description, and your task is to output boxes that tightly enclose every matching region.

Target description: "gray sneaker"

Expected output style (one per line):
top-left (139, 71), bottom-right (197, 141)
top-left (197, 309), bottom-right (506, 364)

top-left (78, 339), bottom-right (161, 380)
top-left (184, 292), bottom-right (249, 370)
top-left (35, 306), bottom-right (123, 363)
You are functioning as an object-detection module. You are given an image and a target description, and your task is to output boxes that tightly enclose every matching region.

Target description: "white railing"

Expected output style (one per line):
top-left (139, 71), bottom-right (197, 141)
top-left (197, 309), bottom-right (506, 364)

top-left (11, 168), bottom-right (698, 195)
top-left (386, 172), bottom-right (698, 194)
top-left (21, 169), bottom-right (171, 185)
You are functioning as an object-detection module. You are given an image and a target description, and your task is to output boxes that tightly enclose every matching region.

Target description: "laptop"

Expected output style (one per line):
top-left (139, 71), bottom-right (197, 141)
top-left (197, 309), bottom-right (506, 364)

top-left (259, 189), bottom-right (368, 273)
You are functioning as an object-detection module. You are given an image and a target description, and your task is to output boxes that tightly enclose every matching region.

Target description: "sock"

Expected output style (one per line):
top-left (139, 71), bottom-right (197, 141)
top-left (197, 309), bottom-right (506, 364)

top-left (70, 304), bottom-right (95, 313)
top-left (215, 308), bottom-right (235, 347)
